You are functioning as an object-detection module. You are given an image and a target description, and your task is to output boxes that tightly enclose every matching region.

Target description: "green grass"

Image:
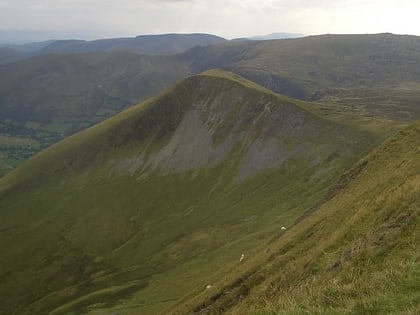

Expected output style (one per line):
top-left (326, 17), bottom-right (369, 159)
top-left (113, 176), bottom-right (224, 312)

top-left (316, 86), bottom-right (420, 123)
top-left (0, 34), bottom-right (417, 314)
top-left (0, 135), bottom-right (40, 176)
top-left (172, 121), bottom-right (419, 315)
top-left (0, 71), bottom-right (378, 315)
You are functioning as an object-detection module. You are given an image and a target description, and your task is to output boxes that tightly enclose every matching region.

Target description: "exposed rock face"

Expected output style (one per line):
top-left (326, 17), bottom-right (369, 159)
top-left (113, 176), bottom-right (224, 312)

top-left (107, 72), bottom-right (345, 181)
top-left (144, 109), bottom-right (236, 173)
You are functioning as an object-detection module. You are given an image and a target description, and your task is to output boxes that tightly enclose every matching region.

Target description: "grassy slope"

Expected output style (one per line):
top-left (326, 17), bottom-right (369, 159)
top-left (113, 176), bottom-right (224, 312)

top-left (173, 120), bottom-right (419, 315)
top-left (0, 71), bottom-right (376, 315)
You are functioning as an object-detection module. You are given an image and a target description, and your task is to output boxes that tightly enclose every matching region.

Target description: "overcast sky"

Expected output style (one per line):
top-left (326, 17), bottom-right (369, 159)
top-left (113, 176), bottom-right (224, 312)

top-left (0, 0), bottom-right (419, 40)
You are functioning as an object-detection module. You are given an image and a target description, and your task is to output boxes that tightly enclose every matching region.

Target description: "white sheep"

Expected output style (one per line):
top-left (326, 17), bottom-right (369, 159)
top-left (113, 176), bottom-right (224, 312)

top-left (206, 284), bottom-right (212, 290)
top-left (281, 226), bottom-right (287, 230)
top-left (239, 253), bottom-right (245, 262)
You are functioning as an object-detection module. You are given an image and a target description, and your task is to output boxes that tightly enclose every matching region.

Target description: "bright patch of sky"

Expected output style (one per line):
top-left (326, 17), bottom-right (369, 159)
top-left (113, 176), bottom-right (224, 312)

top-left (0, 0), bottom-right (418, 41)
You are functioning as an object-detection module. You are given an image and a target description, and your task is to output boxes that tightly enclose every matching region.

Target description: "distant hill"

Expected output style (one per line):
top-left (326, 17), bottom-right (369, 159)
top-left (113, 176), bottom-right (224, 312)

top-left (0, 71), bottom-right (376, 315)
top-left (39, 33), bottom-right (226, 55)
top-left (184, 33), bottom-right (420, 126)
top-left (0, 29), bottom-right (87, 45)
top-left (0, 40), bottom-right (55, 65)
top-left (186, 33), bottom-right (420, 99)
top-left (1, 40), bottom-right (57, 53)
top-left (0, 33), bottom-right (225, 65)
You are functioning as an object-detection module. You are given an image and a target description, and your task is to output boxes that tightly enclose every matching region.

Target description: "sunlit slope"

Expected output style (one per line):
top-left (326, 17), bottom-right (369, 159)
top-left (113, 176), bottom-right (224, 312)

top-left (175, 120), bottom-right (419, 315)
top-left (0, 70), bottom-right (377, 314)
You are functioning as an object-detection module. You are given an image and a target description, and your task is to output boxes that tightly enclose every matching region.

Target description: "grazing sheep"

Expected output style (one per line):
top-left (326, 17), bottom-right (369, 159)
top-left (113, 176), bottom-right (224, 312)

top-left (239, 253), bottom-right (245, 262)
top-left (206, 284), bottom-right (212, 290)
top-left (281, 226), bottom-right (287, 230)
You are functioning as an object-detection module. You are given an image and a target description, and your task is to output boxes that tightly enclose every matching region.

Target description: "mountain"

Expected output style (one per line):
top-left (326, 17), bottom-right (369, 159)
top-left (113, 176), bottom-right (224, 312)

top-left (39, 33), bottom-right (226, 55)
top-left (0, 51), bottom-right (189, 123)
top-left (0, 70), bottom-right (377, 315)
top-left (0, 33), bottom-right (226, 175)
top-left (0, 33), bottom-right (225, 65)
top-left (0, 41), bottom-right (55, 65)
top-left (173, 120), bottom-right (419, 314)
top-left (0, 40), bottom-right (56, 53)
top-left (0, 51), bottom-right (190, 176)
top-left (0, 30), bottom-right (88, 45)
top-left (186, 33), bottom-right (420, 103)
top-left (1, 33), bottom-right (419, 176)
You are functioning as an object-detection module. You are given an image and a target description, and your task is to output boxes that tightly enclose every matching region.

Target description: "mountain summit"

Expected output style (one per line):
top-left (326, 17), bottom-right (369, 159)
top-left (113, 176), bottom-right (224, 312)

top-left (0, 70), bottom-right (373, 314)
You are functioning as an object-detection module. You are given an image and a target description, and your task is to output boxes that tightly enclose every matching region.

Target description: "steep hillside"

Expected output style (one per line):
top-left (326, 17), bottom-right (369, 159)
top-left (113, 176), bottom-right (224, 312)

top-left (0, 71), bottom-right (375, 315)
top-left (39, 33), bottom-right (226, 55)
top-left (174, 120), bottom-right (419, 315)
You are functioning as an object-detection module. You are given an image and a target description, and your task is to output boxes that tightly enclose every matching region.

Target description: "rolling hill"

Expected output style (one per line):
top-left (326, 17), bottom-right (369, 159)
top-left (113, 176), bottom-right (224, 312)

top-left (38, 33), bottom-right (226, 55)
top-left (0, 33), bottom-right (226, 65)
top-left (0, 70), bottom-right (378, 314)
top-left (1, 33), bottom-right (419, 176)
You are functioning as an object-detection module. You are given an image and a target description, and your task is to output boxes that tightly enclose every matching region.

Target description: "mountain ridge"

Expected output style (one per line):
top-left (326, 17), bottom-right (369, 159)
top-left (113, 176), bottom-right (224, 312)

top-left (38, 33), bottom-right (227, 55)
top-left (2, 33), bottom-right (419, 176)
